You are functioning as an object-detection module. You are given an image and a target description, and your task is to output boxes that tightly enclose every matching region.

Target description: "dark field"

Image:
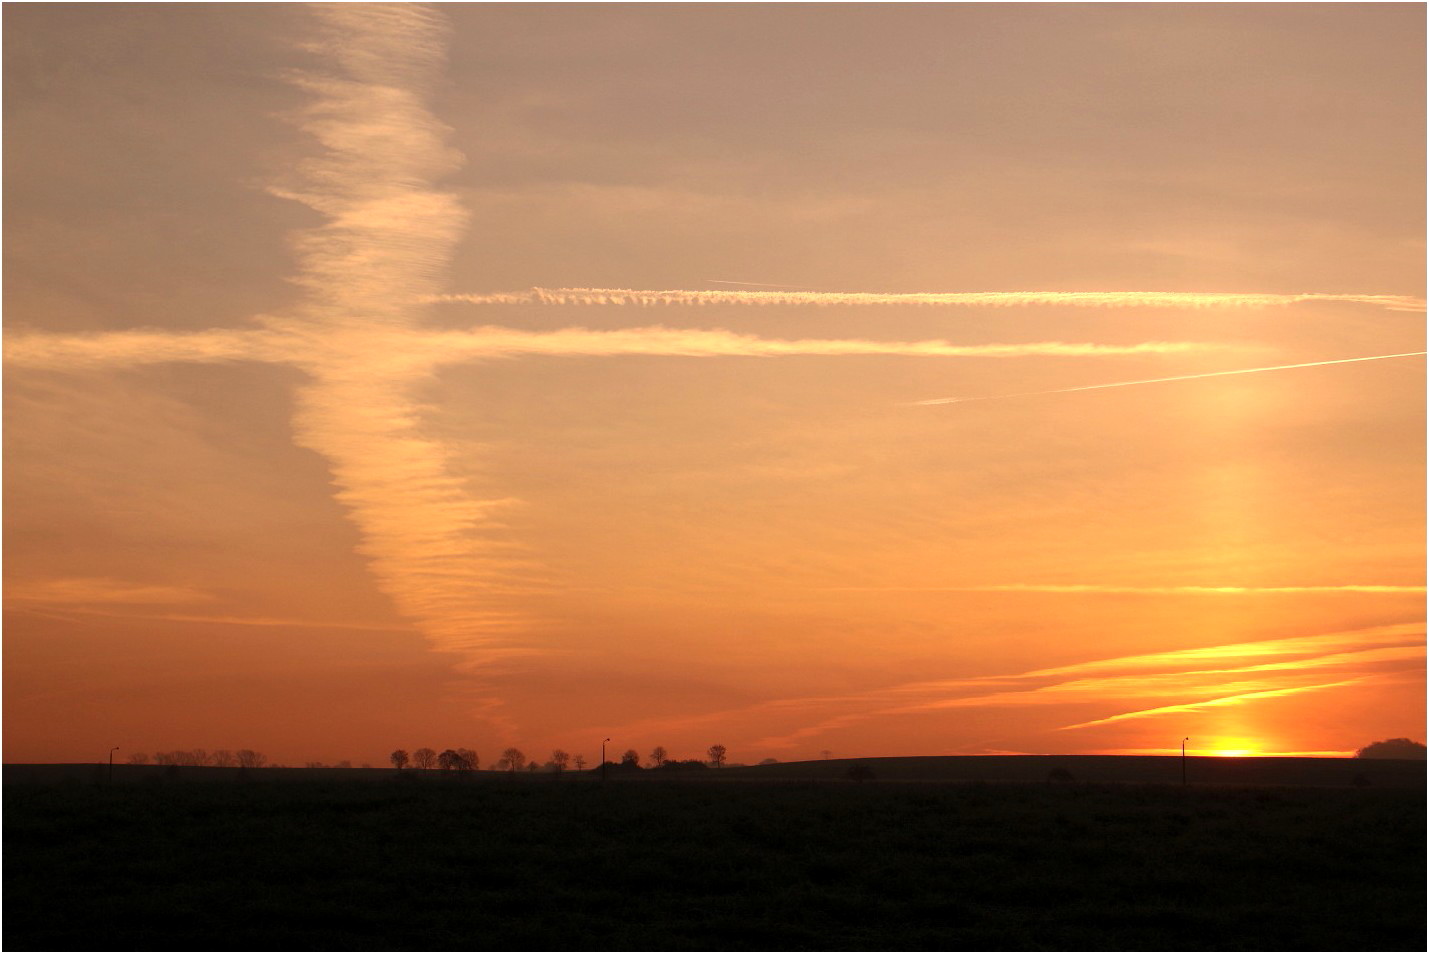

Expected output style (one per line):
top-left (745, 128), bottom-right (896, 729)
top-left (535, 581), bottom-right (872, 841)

top-left (5, 768), bottom-right (1425, 951)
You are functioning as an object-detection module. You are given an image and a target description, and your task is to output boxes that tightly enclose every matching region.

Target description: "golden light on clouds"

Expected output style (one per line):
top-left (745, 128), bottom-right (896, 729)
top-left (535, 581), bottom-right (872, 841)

top-left (4, 3), bottom-right (1422, 765)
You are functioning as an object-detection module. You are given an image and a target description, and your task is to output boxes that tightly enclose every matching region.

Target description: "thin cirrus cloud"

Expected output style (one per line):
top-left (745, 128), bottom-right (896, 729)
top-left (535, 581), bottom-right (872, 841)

top-left (5, 577), bottom-right (214, 606)
top-left (654, 621), bottom-right (1427, 750)
top-left (431, 288), bottom-right (1427, 312)
top-left (820, 583), bottom-right (1425, 595)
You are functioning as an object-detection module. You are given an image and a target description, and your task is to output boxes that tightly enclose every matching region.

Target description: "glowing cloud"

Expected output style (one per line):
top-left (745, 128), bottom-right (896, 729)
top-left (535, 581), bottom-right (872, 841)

top-left (1056, 679), bottom-right (1371, 731)
top-left (633, 622), bottom-right (1426, 750)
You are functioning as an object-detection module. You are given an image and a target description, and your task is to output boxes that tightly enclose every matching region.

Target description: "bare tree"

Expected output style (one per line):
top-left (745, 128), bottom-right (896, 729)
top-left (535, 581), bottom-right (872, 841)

top-left (621, 749), bottom-right (640, 767)
top-left (552, 750), bottom-right (570, 773)
top-left (527, 760), bottom-right (539, 772)
top-left (190, 749), bottom-right (210, 766)
top-left (457, 748), bottom-right (479, 771)
top-left (390, 749), bottom-right (410, 770)
top-left (707, 744), bottom-right (727, 768)
top-left (501, 747), bottom-right (525, 772)
top-left (412, 747), bottom-right (437, 770)
top-left (236, 749), bottom-right (267, 768)
top-left (573, 754), bottom-right (586, 771)
top-left (211, 750), bottom-right (236, 767)
top-left (127, 752), bottom-right (150, 765)
top-left (649, 746), bottom-right (668, 767)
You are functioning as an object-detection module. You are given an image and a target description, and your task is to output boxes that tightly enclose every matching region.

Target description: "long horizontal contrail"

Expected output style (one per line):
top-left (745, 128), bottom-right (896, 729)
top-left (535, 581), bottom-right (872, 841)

top-left (430, 288), bottom-right (1427, 312)
top-left (909, 351), bottom-right (1427, 405)
top-left (4, 326), bottom-right (1221, 370)
top-left (425, 327), bottom-right (1218, 361)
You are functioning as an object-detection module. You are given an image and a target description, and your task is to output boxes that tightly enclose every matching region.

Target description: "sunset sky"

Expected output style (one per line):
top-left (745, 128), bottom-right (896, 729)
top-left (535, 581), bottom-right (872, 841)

top-left (5, 3), bottom-right (1424, 767)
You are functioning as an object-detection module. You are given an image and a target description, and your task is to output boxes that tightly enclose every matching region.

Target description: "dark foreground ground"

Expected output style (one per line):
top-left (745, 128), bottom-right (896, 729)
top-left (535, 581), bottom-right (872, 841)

top-left (5, 771), bottom-right (1425, 951)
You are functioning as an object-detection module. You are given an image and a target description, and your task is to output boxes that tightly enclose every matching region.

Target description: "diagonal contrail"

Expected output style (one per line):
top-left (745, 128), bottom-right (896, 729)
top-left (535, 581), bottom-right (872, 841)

top-left (908, 351), bottom-right (1427, 405)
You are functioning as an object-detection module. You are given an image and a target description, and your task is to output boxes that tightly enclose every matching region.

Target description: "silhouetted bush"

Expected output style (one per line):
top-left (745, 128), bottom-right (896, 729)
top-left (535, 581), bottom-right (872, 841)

top-left (656, 759), bottom-right (708, 772)
top-left (1355, 738), bottom-right (1426, 759)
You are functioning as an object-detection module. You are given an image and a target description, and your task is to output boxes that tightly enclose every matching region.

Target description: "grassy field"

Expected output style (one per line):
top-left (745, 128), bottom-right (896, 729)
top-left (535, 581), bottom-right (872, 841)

top-left (5, 769), bottom-right (1424, 951)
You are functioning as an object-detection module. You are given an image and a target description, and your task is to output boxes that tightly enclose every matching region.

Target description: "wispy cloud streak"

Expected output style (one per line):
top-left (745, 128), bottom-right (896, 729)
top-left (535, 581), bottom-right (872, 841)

top-left (1056, 679), bottom-right (1370, 731)
top-left (909, 352), bottom-right (1427, 405)
top-left (821, 583), bottom-right (1425, 594)
top-left (606, 622), bottom-right (1424, 750)
top-left (432, 288), bottom-right (1427, 312)
top-left (269, 5), bottom-right (540, 662)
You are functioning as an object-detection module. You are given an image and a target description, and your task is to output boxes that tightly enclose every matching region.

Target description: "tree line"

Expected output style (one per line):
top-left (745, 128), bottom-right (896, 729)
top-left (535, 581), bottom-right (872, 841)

top-left (128, 750), bottom-right (269, 768)
top-left (387, 744), bottom-right (733, 773)
top-left (122, 743), bottom-right (742, 772)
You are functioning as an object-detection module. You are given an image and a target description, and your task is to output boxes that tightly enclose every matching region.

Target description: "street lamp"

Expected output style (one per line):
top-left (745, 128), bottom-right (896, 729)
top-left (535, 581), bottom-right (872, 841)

top-left (109, 746), bottom-right (120, 784)
top-left (1181, 737), bottom-right (1190, 786)
top-left (601, 738), bottom-right (610, 783)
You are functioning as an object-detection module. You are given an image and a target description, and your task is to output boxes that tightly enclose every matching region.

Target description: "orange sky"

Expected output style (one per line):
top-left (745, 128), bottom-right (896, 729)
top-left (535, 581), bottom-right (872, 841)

top-left (5, 4), bottom-right (1424, 767)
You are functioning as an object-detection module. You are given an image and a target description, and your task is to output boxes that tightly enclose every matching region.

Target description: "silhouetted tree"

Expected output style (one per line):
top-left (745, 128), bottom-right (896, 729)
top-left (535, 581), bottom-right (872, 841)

top-left (127, 752), bottom-right (149, 765)
top-left (190, 749), bottom-right (210, 766)
top-left (390, 749), bottom-right (410, 770)
top-left (552, 750), bottom-right (570, 772)
top-left (211, 750), bottom-right (236, 768)
top-left (707, 744), bottom-right (727, 768)
top-left (758, 758), bottom-right (779, 765)
top-left (573, 754), bottom-right (586, 771)
top-left (527, 760), bottom-right (539, 772)
top-left (621, 749), bottom-right (640, 767)
top-left (305, 761), bottom-right (326, 769)
top-left (820, 750), bottom-right (833, 760)
top-left (844, 764), bottom-right (875, 783)
top-left (335, 760), bottom-right (352, 769)
top-left (457, 748), bottom-right (479, 771)
top-left (437, 749), bottom-right (467, 771)
top-left (502, 747), bottom-right (525, 772)
top-left (1355, 738), bottom-right (1426, 759)
top-left (236, 749), bottom-right (267, 768)
top-left (412, 747), bottom-right (437, 770)
top-left (649, 746), bottom-right (668, 767)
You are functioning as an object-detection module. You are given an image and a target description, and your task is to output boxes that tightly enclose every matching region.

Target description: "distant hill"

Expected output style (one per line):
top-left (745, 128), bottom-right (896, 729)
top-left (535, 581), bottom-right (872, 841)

top-left (717, 754), bottom-right (1427, 788)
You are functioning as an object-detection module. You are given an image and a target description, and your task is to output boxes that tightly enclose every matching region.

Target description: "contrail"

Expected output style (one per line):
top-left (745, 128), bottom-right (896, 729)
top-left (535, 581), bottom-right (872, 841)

top-left (909, 351), bottom-right (1427, 405)
top-left (429, 288), bottom-right (1427, 312)
top-left (425, 327), bottom-right (1220, 361)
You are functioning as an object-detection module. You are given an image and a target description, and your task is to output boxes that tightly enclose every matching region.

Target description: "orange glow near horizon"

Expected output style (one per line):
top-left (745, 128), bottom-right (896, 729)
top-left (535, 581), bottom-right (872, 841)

top-left (4, 4), bottom-right (1424, 767)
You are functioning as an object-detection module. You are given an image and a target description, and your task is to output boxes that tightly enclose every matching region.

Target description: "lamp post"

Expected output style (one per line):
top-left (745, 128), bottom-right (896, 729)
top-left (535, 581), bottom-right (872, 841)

top-left (109, 746), bottom-right (119, 784)
top-left (1181, 737), bottom-right (1189, 786)
top-left (601, 738), bottom-right (610, 783)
